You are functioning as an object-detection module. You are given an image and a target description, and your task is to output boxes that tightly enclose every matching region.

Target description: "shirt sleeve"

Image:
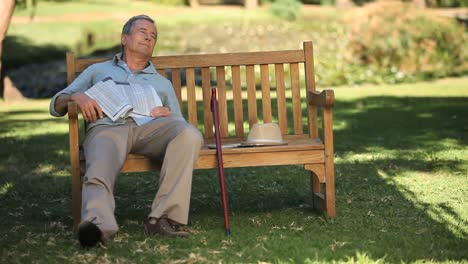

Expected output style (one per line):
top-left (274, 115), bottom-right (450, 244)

top-left (161, 79), bottom-right (185, 121)
top-left (49, 65), bottom-right (95, 117)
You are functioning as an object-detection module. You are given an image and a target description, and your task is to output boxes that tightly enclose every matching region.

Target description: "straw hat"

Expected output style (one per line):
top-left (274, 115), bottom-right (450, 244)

top-left (239, 123), bottom-right (288, 147)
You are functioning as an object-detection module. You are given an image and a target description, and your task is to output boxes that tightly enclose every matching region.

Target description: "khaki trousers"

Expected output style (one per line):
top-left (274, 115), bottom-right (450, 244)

top-left (81, 117), bottom-right (203, 238)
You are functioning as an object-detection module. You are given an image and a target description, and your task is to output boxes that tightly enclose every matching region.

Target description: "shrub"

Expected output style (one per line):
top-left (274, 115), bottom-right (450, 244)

top-left (345, 0), bottom-right (468, 80)
top-left (270, 0), bottom-right (302, 21)
top-left (300, 0), bottom-right (336, 5)
top-left (426, 0), bottom-right (468, 7)
top-left (144, 0), bottom-right (187, 6)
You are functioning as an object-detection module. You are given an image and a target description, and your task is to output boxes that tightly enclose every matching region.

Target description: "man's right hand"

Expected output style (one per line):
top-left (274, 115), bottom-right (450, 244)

top-left (71, 92), bottom-right (104, 122)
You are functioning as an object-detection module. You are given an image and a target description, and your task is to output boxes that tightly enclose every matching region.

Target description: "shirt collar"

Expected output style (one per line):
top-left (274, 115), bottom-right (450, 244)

top-left (113, 53), bottom-right (158, 74)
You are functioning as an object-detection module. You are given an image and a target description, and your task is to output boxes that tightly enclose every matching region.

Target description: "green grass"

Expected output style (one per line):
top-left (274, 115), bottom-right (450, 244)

top-left (1, 77), bottom-right (467, 263)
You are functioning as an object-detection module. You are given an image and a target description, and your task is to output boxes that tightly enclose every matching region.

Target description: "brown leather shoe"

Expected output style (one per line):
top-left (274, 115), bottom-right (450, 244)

top-left (144, 216), bottom-right (189, 237)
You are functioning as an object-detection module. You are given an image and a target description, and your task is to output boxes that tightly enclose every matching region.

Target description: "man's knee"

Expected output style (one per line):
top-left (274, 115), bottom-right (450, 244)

top-left (176, 125), bottom-right (203, 147)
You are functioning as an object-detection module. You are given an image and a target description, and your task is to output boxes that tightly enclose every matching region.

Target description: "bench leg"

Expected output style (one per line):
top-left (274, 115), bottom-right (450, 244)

top-left (71, 169), bottom-right (82, 232)
top-left (323, 170), bottom-right (336, 218)
top-left (310, 171), bottom-right (325, 214)
top-left (307, 164), bottom-right (335, 218)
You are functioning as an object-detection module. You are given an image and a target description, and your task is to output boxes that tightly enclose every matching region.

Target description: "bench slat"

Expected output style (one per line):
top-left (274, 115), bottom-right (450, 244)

top-left (290, 63), bottom-right (303, 135)
top-left (186, 68), bottom-right (197, 127)
top-left (275, 63), bottom-right (288, 134)
top-left (261, 64), bottom-right (272, 123)
top-left (157, 68), bottom-right (166, 77)
top-left (231, 65), bottom-right (244, 137)
top-left (216, 66), bottom-right (229, 137)
top-left (246, 65), bottom-right (258, 128)
top-left (73, 50), bottom-right (305, 72)
top-left (304, 41), bottom-right (318, 138)
top-left (170, 69), bottom-right (182, 111)
top-left (154, 50), bottom-right (305, 69)
top-left (121, 138), bottom-right (325, 171)
top-left (196, 149), bottom-right (325, 169)
top-left (201, 67), bottom-right (213, 138)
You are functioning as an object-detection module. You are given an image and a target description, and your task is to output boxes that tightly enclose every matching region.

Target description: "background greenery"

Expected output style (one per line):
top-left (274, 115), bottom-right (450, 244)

top-left (5, 0), bottom-right (468, 98)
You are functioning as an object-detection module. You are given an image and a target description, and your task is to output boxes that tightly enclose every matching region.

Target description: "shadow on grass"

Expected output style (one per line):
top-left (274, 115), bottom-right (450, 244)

top-left (0, 95), bottom-right (467, 262)
top-left (333, 96), bottom-right (468, 152)
top-left (3, 36), bottom-right (68, 69)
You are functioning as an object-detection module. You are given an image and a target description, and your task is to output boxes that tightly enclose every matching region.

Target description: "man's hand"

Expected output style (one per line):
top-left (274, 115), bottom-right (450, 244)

top-left (150, 106), bottom-right (171, 118)
top-left (71, 92), bottom-right (103, 122)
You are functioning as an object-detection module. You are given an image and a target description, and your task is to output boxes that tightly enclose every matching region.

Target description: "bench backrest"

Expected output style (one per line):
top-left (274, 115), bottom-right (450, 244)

top-left (66, 41), bottom-right (318, 141)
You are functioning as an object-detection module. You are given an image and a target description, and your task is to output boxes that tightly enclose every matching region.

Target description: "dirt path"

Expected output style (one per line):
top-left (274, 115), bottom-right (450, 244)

top-left (11, 5), bottom-right (246, 24)
top-left (12, 5), bottom-right (467, 25)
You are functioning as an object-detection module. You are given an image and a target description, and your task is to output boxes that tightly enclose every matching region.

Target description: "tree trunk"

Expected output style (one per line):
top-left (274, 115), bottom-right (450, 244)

top-left (244, 0), bottom-right (258, 9)
top-left (189, 0), bottom-right (199, 8)
top-left (335, 0), bottom-right (353, 9)
top-left (1, 0), bottom-right (16, 99)
top-left (412, 0), bottom-right (426, 8)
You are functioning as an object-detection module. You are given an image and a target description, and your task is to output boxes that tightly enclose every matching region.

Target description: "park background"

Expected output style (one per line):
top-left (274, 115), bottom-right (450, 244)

top-left (1, 0), bottom-right (467, 263)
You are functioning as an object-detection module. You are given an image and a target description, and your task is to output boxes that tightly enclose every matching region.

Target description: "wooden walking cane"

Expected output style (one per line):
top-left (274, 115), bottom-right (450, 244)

top-left (211, 87), bottom-right (231, 235)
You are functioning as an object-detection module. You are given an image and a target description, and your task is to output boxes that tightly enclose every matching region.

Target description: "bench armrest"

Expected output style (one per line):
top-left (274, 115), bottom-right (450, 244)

top-left (68, 101), bottom-right (79, 119)
top-left (68, 101), bottom-right (81, 177)
top-left (67, 101), bottom-right (83, 229)
top-left (308, 90), bottom-right (335, 177)
top-left (308, 89), bottom-right (335, 108)
top-left (68, 101), bottom-right (80, 154)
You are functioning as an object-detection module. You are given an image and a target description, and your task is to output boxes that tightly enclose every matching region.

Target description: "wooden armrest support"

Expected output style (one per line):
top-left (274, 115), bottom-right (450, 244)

top-left (68, 101), bottom-right (79, 119)
top-left (308, 90), bottom-right (335, 108)
top-left (68, 101), bottom-right (80, 173)
top-left (67, 101), bottom-right (82, 230)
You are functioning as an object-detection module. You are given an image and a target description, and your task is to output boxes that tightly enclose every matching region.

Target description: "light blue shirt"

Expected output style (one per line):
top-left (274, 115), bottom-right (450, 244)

top-left (49, 53), bottom-right (185, 130)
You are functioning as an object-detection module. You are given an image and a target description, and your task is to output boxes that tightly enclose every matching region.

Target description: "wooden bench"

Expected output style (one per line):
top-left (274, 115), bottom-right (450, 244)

top-left (67, 41), bottom-right (336, 230)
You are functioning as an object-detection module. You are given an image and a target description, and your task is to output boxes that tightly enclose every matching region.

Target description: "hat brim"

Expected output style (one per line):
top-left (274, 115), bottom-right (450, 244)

top-left (207, 143), bottom-right (241, 149)
top-left (238, 141), bottom-right (288, 147)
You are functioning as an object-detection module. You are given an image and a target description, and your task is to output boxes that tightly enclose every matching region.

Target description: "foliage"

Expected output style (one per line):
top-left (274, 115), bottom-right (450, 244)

top-left (345, 1), bottom-right (468, 81)
top-left (426, 0), bottom-right (468, 7)
top-left (15, 0), bottom-right (37, 8)
top-left (351, 0), bottom-right (373, 6)
top-left (346, 0), bottom-right (468, 7)
top-left (270, 0), bottom-right (302, 21)
top-left (6, 1), bottom-right (468, 90)
top-left (1, 79), bottom-right (468, 262)
top-left (296, 0), bottom-right (336, 5)
top-left (144, 0), bottom-right (187, 6)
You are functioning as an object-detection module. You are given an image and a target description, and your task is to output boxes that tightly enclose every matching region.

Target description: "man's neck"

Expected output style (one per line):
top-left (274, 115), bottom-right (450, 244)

top-left (122, 53), bottom-right (149, 72)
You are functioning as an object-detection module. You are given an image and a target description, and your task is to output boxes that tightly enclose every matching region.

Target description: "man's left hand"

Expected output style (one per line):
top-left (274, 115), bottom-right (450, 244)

top-left (150, 106), bottom-right (171, 118)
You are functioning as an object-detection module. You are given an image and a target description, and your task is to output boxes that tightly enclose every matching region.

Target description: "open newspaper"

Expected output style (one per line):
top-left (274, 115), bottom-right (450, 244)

top-left (84, 77), bottom-right (162, 126)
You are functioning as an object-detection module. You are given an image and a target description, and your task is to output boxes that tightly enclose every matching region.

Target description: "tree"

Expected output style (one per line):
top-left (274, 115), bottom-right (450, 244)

top-left (335, 0), bottom-right (353, 9)
top-left (188, 0), bottom-right (199, 8)
top-left (412, 0), bottom-right (426, 8)
top-left (244, 0), bottom-right (258, 9)
top-left (1, 0), bottom-right (15, 66)
top-left (1, 0), bottom-right (16, 98)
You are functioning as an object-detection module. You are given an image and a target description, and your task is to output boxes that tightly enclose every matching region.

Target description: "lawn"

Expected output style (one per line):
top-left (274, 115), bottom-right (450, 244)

top-left (0, 77), bottom-right (467, 263)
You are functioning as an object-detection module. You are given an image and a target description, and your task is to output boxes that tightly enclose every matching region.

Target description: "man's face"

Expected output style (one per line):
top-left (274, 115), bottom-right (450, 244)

top-left (121, 19), bottom-right (158, 58)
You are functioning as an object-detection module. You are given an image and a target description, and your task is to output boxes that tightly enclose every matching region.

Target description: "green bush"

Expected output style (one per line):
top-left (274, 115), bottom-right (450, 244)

top-left (345, 1), bottom-right (468, 80)
top-left (144, 0), bottom-right (187, 6)
top-left (270, 0), bottom-right (302, 21)
top-left (300, 0), bottom-right (335, 5)
top-left (426, 0), bottom-right (468, 7)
